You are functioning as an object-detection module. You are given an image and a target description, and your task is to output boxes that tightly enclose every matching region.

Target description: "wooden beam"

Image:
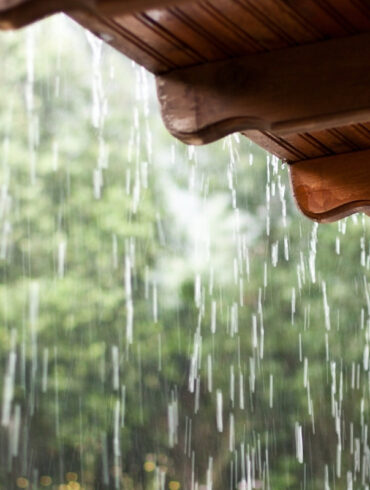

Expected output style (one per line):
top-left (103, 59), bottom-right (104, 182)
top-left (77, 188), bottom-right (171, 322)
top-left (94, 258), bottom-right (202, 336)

top-left (156, 32), bottom-right (370, 145)
top-left (289, 149), bottom-right (370, 222)
top-left (0, 0), bottom-right (188, 29)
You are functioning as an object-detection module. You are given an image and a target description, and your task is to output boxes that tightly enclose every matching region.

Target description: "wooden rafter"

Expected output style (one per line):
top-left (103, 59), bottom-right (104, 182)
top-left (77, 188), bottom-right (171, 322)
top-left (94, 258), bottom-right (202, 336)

top-left (156, 31), bottom-right (370, 144)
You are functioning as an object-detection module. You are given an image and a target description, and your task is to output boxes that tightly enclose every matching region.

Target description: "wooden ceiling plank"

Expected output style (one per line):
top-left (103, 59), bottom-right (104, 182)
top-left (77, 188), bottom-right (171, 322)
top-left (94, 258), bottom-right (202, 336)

top-left (136, 9), bottom-right (221, 63)
top-left (204, 0), bottom-right (289, 51)
top-left (242, 130), bottom-right (307, 162)
top-left (193, 1), bottom-right (263, 53)
top-left (243, 125), bottom-right (370, 164)
top-left (70, 10), bottom-right (173, 73)
top-left (330, 125), bottom-right (370, 150)
top-left (281, 0), bottom-right (350, 37)
top-left (156, 32), bottom-right (370, 144)
top-left (311, 0), bottom-right (357, 33)
top-left (321, 0), bottom-right (370, 31)
top-left (350, 0), bottom-right (370, 21)
top-left (110, 13), bottom-right (199, 68)
top-left (95, 0), bottom-right (189, 15)
top-left (307, 128), bottom-right (360, 155)
top-left (360, 122), bottom-right (370, 133)
top-left (159, 7), bottom-right (233, 59)
top-left (174, 3), bottom-right (250, 56)
top-left (278, 133), bottom-right (333, 159)
top-left (289, 148), bottom-right (370, 222)
top-left (238, 0), bottom-right (318, 44)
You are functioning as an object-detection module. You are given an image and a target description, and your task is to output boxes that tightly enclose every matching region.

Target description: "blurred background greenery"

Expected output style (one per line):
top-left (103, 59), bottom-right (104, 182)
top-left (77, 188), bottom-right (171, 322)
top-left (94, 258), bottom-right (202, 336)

top-left (0, 14), bottom-right (369, 490)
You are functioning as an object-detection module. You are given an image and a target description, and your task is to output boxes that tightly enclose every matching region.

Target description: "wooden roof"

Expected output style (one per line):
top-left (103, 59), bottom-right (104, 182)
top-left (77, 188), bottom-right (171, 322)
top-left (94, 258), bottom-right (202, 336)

top-left (1, 0), bottom-right (370, 221)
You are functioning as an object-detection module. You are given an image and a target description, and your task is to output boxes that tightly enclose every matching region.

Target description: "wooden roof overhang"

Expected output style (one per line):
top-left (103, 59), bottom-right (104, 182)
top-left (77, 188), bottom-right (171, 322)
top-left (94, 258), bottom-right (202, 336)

top-left (1, 0), bottom-right (370, 222)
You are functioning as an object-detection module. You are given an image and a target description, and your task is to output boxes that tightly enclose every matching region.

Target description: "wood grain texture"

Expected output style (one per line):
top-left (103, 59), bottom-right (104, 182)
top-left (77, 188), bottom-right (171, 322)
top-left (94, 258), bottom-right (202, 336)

top-left (156, 31), bottom-right (370, 144)
top-left (0, 0), bottom-right (188, 29)
top-left (243, 123), bottom-right (370, 163)
top-left (289, 149), bottom-right (370, 222)
top-left (96, 0), bottom-right (189, 15)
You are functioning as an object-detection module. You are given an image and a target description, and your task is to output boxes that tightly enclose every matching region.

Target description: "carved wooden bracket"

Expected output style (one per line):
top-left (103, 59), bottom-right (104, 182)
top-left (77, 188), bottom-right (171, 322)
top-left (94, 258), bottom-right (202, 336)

top-left (289, 149), bottom-right (370, 222)
top-left (156, 32), bottom-right (370, 145)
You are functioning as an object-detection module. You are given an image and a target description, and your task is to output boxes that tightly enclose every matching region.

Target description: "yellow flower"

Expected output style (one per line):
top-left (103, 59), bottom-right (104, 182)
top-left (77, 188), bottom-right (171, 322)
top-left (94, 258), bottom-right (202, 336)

top-left (40, 476), bottom-right (52, 486)
top-left (169, 482), bottom-right (180, 490)
top-left (69, 483), bottom-right (80, 490)
top-left (16, 478), bottom-right (29, 489)
top-left (144, 461), bottom-right (156, 472)
top-left (66, 473), bottom-right (78, 482)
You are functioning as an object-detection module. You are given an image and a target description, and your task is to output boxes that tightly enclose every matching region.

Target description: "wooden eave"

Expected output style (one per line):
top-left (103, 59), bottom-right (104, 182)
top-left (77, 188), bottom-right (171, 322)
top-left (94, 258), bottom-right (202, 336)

top-left (1, 0), bottom-right (370, 222)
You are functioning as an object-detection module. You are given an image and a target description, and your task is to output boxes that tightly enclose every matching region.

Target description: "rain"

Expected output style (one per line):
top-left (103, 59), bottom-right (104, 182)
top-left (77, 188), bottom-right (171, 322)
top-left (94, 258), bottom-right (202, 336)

top-left (0, 13), bottom-right (369, 490)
